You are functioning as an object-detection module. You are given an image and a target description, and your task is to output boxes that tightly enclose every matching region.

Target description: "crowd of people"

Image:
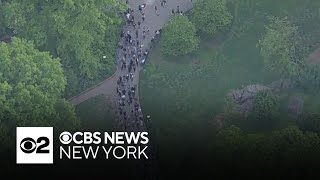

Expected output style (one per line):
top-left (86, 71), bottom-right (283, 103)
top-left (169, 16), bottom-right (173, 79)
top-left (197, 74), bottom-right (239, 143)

top-left (115, 2), bottom-right (154, 131)
top-left (112, 0), bottom-right (194, 176)
top-left (116, 1), bottom-right (188, 131)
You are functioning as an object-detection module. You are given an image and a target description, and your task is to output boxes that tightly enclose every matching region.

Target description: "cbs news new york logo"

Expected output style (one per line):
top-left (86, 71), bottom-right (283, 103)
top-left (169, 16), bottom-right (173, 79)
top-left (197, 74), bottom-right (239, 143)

top-left (16, 127), bottom-right (53, 164)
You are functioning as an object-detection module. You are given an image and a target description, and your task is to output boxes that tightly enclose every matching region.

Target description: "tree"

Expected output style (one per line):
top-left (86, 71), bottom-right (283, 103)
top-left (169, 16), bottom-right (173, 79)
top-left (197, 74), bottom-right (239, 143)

top-left (258, 16), bottom-right (303, 76)
top-left (53, 99), bottom-right (81, 132)
top-left (0, 123), bottom-right (9, 148)
top-left (270, 126), bottom-right (311, 168)
top-left (0, 5), bottom-right (5, 37)
top-left (0, 37), bottom-right (79, 126)
top-left (161, 15), bottom-right (199, 56)
top-left (0, 37), bottom-right (80, 145)
top-left (249, 90), bottom-right (280, 131)
top-left (0, 37), bottom-right (66, 124)
top-left (298, 113), bottom-right (320, 134)
top-left (213, 126), bottom-right (320, 175)
top-left (296, 65), bottom-right (320, 93)
top-left (244, 133), bottom-right (275, 168)
top-left (215, 125), bottom-right (245, 156)
top-left (191, 0), bottom-right (232, 35)
top-left (2, 0), bottom-right (126, 96)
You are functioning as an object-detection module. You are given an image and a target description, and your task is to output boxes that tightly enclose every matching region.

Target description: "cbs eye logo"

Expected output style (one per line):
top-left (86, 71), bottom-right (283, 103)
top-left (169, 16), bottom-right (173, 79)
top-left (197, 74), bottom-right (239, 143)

top-left (20, 137), bottom-right (50, 154)
top-left (16, 127), bottom-right (53, 164)
top-left (59, 131), bottom-right (72, 144)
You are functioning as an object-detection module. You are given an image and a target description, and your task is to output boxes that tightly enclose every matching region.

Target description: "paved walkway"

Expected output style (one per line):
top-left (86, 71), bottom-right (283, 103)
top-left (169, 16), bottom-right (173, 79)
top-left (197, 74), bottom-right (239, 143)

top-left (69, 0), bottom-right (195, 106)
top-left (68, 1), bottom-right (195, 178)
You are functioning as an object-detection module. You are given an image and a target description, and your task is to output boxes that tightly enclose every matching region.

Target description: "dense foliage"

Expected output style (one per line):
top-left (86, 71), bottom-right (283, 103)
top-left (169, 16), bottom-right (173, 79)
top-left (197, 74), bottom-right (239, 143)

top-left (249, 90), bottom-right (280, 131)
top-left (0, 38), bottom-right (65, 125)
top-left (161, 15), bottom-right (199, 56)
top-left (296, 65), bottom-right (320, 93)
top-left (1, 0), bottom-right (125, 97)
top-left (214, 125), bottom-right (320, 174)
top-left (298, 113), bottom-right (320, 134)
top-left (258, 16), bottom-right (303, 76)
top-left (0, 38), bottom-right (79, 147)
top-left (140, 0), bottom-right (320, 176)
top-left (191, 0), bottom-right (232, 35)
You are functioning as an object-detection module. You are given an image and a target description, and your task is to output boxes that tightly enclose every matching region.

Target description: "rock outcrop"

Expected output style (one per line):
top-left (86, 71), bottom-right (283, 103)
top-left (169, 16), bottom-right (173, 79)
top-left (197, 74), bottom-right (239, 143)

top-left (228, 79), bottom-right (303, 117)
top-left (229, 84), bottom-right (270, 114)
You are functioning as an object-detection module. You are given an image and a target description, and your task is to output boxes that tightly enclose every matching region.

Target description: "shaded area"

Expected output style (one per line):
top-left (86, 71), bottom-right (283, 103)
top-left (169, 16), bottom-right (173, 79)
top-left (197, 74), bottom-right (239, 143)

top-left (139, 0), bottom-right (320, 177)
top-left (75, 95), bottom-right (116, 132)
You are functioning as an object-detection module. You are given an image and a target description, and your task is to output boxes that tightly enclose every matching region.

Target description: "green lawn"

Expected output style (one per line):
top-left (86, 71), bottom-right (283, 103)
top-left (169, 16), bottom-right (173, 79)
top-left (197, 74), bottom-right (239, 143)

top-left (139, 0), bottom-right (320, 167)
top-left (75, 95), bottom-right (116, 132)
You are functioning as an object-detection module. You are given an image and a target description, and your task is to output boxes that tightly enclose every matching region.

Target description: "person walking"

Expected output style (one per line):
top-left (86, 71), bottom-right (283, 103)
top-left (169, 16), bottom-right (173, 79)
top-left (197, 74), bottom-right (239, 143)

top-left (155, 6), bottom-right (159, 16)
top-left (146, 27), bottom-right (150, 35)
top-left (142, 13), bottom-right (145, 21)
top-left (142, 29), bottom-right (146, 39)
top-left (138, 5), bottom-right (142, 13)
top-left (137, 21), bottom-right (141, 29)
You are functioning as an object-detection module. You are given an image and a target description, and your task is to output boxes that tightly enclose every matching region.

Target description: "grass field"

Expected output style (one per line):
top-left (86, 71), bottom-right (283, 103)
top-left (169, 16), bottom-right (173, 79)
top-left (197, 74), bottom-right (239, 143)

top-left (139, 0), bottom-right (320, 165)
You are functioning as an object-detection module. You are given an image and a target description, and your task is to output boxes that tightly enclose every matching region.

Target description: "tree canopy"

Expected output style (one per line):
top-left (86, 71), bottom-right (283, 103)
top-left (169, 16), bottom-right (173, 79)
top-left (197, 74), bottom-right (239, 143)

top-left (249, 90), bottom-right (280, 131)
top-left (214, 125), bottom-right (320, 172)
top-left (258, 16), bottom-right (303, 76)
top-left (161, 15), bottom-right (199, 56)
top-left (0, 38), bottom-right (79, 147)
top-left (191, 0), bottom-right (232, 35)
top-left (296, 65), bottom-right (320, 93)
top-left (1, 0), bottom-right (126, 97)
top-left (298, 113), bottom-right (320, 134)
top-left (0, 37), bottom-right (66, 124)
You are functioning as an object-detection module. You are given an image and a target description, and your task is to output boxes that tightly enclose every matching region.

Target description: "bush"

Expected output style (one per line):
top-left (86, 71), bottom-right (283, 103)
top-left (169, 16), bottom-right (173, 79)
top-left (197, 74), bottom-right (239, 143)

top-left (161, 15), bottom-right (199, 56)
top-left (191, 0), bottom-right (232, 35)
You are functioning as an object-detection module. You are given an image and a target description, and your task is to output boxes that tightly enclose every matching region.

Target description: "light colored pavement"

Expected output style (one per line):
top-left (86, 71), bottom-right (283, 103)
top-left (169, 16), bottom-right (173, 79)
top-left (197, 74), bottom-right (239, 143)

top-left (69, 0), bottom-right (195, 106)
top-left (68, 1), bottom-right (194, 179)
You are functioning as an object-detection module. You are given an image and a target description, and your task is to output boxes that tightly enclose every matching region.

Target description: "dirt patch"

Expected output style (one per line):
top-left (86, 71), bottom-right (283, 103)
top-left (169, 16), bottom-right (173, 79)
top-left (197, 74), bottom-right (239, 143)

top-left (191, 58), bottom-right (201, 65)
top-left (307, 47), bottom-right (320, 65)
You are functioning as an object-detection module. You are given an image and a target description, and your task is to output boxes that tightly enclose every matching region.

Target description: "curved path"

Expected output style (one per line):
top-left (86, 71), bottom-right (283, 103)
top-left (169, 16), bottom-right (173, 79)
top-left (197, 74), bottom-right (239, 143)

top-left (68, 1), bottom-right (195, 178)
top-left (69, 0), bottom-right (195, 106)
top-left (68, 1), bottom-right (195, 179)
